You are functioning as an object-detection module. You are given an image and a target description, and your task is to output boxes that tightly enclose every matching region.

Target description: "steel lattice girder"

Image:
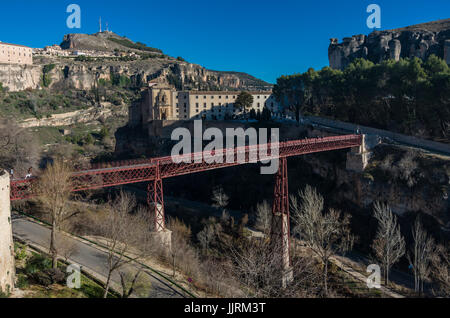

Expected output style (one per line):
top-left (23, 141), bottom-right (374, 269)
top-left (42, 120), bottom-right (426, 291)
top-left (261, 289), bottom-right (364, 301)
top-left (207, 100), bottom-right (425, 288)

top-left (10, 134), bottom-right (362, 201)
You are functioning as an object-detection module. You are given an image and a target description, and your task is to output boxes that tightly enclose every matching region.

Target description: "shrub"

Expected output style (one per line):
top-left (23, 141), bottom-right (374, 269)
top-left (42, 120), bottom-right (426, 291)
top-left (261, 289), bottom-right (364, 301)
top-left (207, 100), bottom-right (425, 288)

top-left (31, 268), bottom-right (66, 287)
top-left (16, 274), bottom-right (29, 289)
top-left (14, 244), bottom-right (28, 261)
top-left (98, 78), bottom-right (109, 86)
top-left (25, 254), bottom-right (52, 275)
top-left (108, 37), bottom-right (163, 53)
top-left (41, 64), bottom-right (56, 87)
top-left (99, 126), bottom-right (109, 140)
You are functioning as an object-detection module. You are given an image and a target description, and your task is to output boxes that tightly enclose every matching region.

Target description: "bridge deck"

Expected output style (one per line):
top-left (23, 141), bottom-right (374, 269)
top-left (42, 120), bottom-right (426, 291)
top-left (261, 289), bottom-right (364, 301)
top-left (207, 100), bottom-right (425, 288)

top-left (10, 134), bottom-right (362, 201)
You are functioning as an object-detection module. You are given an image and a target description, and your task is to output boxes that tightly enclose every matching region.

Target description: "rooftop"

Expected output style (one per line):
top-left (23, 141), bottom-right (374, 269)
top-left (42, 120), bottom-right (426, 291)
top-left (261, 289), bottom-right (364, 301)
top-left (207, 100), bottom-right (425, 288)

top-left (182, 91), bottom-right (273, 95)
top-left (0, 41), bottom-right (31, 49)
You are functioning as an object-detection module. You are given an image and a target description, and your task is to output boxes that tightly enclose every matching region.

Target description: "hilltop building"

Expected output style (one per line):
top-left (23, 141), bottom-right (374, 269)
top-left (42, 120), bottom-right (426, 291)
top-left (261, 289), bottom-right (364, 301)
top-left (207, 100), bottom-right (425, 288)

top-left (0, 42), bottom-right (32, 65)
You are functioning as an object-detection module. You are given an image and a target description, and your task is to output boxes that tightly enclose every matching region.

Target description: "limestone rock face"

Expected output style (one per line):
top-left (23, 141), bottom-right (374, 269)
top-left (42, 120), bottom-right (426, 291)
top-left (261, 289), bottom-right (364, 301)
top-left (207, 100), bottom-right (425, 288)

top-left (445, 40), bottom-right (450, 64)
top-left (0, 171), bottom-right (15, 294)
top-left (329, 19), bottom-right (450, 69)
top-left (0, 64), bottom-right (41, 91)
top-left (1, 57), bottom-right (270, 92)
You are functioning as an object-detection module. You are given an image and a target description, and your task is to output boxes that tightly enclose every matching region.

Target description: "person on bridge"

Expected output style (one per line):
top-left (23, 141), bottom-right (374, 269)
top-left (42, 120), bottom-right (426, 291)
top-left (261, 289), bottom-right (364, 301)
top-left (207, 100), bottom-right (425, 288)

top-left (25, 167), bottom-right (33, 179)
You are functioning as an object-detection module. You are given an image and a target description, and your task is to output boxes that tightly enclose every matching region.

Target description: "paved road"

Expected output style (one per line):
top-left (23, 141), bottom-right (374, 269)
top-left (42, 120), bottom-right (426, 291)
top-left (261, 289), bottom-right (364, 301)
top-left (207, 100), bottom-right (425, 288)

top-left (12, 214), bottom-right (184, 298)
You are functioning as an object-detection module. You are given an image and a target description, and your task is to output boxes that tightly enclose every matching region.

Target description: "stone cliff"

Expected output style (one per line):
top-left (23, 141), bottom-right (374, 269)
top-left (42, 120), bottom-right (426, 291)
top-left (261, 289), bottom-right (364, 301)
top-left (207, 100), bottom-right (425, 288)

top-left (329, 18), bottom-right (450, 70)
top-left (0, 64), bottom-right (41, 92)
top-left (0, 55), bottom-right (271, 92)
top-left (0, 32), bottom-right (271, 92)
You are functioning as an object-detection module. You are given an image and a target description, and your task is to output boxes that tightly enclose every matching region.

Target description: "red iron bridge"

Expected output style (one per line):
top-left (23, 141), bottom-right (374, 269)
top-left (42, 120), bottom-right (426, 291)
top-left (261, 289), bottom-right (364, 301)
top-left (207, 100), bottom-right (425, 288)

top-left (10, 134), bottom-right (362, 274)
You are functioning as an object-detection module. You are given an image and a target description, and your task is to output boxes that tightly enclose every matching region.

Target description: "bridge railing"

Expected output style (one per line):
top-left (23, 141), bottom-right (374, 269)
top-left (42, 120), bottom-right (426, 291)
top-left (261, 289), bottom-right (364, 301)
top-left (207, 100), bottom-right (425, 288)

top-left (10, 134), bottom-right (361, 201)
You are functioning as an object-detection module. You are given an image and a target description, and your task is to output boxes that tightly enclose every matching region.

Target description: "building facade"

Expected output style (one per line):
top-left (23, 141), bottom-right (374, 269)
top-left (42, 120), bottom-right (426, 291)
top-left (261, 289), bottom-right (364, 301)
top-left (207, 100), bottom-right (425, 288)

top-left (133, 84), bottom-right (283, 127)
top-left (0, 42), bottom-right (33, 65)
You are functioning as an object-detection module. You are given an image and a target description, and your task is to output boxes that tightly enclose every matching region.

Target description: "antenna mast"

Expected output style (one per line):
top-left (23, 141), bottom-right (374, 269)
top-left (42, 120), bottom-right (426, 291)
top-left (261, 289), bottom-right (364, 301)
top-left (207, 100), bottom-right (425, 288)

top-left (99, 17), bottom-right (102, 33)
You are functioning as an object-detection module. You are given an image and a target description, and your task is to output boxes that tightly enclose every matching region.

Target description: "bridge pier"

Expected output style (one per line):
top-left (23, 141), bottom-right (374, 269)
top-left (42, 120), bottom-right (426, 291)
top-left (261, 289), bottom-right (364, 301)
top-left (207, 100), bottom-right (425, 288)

top-left (346, 134), bottom-right (371, 172)
top-left (0, 171), bottom-right (15, 294)
top-left (147, 163), bottom-right (172, 251)
top-left (271, 158), bottom-right (293, 288)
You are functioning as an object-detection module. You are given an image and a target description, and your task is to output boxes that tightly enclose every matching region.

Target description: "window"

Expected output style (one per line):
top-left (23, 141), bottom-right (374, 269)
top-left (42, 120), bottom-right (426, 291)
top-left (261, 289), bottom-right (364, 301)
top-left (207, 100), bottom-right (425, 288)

top-left (196, 103), bottom-right (199, 107)
top-left (196, 96), bottom-right (199, 99)
top-left (219, 96), bottom-right (222, 99)
top-left (204, 103), bottom-right (207, 107)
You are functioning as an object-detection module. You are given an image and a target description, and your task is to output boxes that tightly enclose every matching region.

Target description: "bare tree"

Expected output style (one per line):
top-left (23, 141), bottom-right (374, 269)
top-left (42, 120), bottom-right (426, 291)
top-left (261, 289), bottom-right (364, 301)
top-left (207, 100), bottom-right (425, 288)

top-left (291, 185), bottom-right (354, 296)
top-left (254, 200), bottom-right (272, 235)
top-left (96, 191), bottom-right (153, 298)
top-left (431, 245), bottom-right (450, 297)
top-left (397, 151), bottom-right (419, 188)
top-left (201, 258), bottom-right (235, 297)
top-left (371, 202), bottom-right (405, 286)
top-left (197, 218), bottom-right (221, 253)
top-left (166, 217), bottom-right (192, 278)
top-left (227, 237), bottom-right (320, 298)
top-left (35, 159), bottom-right (76, 268)
top-left (0, 117), bottom-right (38, 176)
top-left (211, 186), bottom-right (229, 211)
top-left (407, 217), bottom-right (437, 295)
top-left (55, 233), bottom-right (79, 263)
top-left (118, 268), bottom-right (152, 298)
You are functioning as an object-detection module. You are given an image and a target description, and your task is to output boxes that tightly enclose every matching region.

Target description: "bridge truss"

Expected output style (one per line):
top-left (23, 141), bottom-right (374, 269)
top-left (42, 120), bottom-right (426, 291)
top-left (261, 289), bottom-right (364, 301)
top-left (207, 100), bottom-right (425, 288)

top-left (10, 134), bottom-right (362, 269)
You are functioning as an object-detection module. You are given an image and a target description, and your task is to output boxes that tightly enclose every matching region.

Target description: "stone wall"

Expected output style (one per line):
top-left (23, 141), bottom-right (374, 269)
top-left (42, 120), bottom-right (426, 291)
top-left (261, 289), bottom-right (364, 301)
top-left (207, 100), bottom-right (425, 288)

top-left (0, 171), bottom-right (15, 294)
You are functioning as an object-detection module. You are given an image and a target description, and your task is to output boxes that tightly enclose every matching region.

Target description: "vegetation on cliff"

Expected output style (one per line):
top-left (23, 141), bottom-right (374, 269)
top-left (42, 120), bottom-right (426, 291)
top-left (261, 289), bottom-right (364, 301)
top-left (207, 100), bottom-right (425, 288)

top-left (107, 37), bottom-right (163, 54)
top-left (274, 55), bottom-right (450, 143)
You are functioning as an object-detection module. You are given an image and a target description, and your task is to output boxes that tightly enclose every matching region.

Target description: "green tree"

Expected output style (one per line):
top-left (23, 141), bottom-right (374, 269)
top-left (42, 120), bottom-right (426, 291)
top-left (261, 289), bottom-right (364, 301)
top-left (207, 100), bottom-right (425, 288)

top-left (234, 91), bottom-right (254, 117)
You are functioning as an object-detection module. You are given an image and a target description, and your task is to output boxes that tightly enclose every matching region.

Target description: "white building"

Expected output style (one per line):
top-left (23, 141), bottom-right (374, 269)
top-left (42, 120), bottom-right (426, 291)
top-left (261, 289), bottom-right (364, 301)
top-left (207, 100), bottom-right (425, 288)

top-left (0, 41), bottom-right (33, 65)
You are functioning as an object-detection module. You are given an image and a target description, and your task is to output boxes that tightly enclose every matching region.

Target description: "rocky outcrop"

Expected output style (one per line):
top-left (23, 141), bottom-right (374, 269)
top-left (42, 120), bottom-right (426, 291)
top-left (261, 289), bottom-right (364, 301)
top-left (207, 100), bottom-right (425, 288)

top-left (18, 103), bottom-right (125, 128)
top-left (0, 63), bottom-right (41, 91)
top-left (2, 31), bottom-right (271, 92)
top-left (60, 32), bottom-right (140, 52)
top-left (329, 18), bottom-right (450, 69)
top-left (1, 57), bottom-right (270, 92)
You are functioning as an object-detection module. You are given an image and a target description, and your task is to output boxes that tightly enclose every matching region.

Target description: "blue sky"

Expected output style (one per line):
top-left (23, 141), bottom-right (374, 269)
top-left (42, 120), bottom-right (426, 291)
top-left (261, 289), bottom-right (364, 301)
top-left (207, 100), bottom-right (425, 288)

top-left (1, 0), bottom-right (449, 83)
